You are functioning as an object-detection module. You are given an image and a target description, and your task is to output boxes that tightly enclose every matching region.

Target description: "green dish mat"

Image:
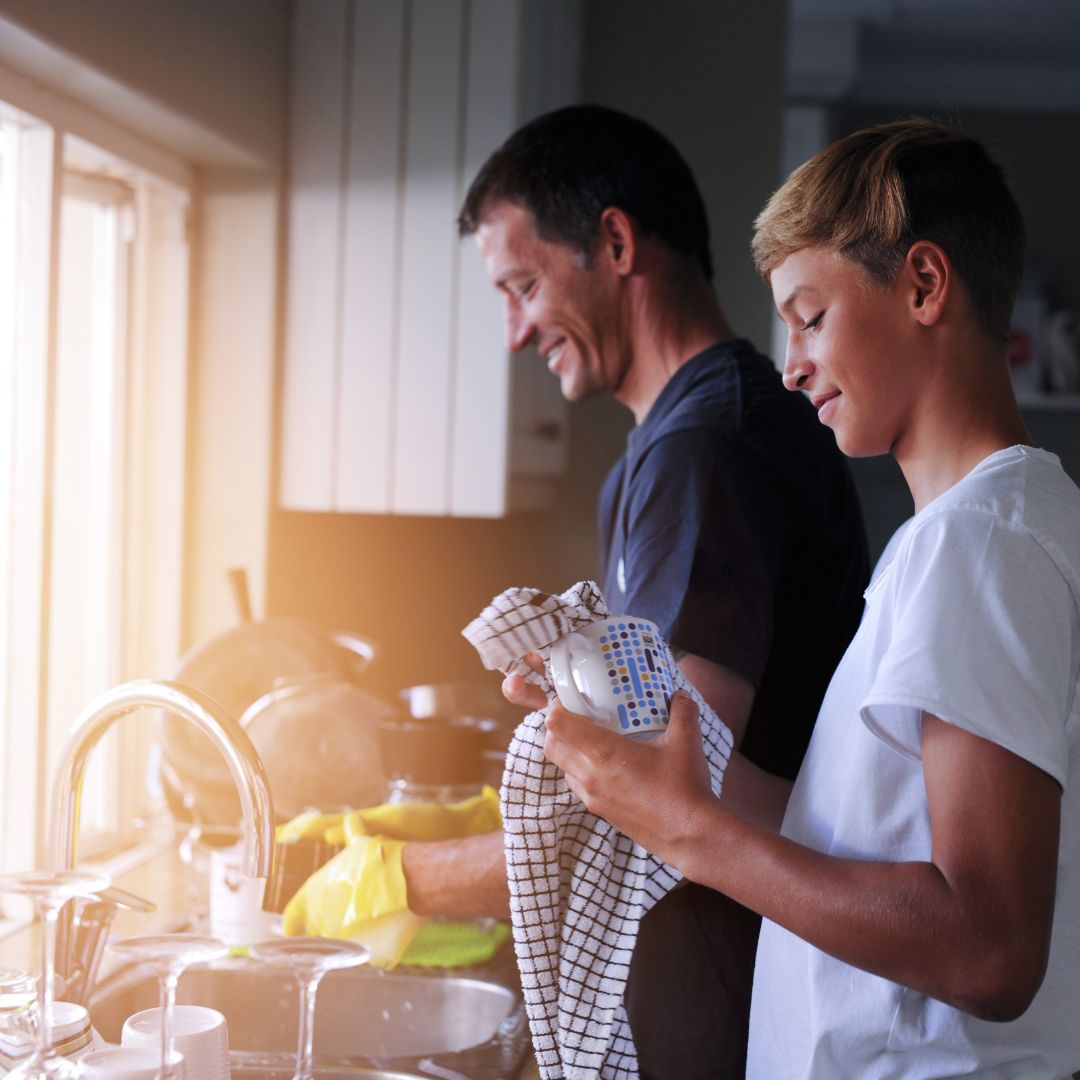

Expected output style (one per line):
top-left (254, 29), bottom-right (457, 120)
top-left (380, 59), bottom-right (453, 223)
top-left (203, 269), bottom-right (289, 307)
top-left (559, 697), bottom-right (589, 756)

top-left (401, 919), bottom-right (510, 968)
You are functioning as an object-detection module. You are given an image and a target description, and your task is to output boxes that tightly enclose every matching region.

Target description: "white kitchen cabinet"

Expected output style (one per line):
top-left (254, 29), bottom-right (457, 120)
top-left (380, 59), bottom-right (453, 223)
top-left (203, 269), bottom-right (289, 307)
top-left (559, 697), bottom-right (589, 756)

top-left (280, 0), bottom-right (580, 516)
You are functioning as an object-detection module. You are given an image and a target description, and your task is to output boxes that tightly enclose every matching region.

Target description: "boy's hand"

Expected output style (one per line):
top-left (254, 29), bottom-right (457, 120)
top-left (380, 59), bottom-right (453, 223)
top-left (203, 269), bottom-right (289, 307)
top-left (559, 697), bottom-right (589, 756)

top-left (542, 690), bottom-right (716, 867)
top-left (501, 651), bottom-right (549, 711)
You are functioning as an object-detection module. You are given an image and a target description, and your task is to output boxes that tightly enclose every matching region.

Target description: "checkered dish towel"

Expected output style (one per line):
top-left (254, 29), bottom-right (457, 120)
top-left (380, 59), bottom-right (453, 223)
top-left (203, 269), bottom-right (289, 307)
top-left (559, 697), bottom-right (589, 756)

top-left (462, 581), bottom-right (734, 1079)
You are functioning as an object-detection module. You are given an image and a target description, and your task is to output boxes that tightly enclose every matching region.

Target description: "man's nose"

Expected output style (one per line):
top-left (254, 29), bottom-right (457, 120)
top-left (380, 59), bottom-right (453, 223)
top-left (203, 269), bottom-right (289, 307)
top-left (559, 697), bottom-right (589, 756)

top-left (506, 303), bottom-right (535, 353)
top-left (782, 342), bottom-right (814, 393)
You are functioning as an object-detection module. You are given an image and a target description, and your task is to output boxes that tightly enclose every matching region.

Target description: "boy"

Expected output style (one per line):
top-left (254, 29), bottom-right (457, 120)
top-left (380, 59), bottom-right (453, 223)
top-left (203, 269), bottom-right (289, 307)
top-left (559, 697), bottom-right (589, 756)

top-left (543, 118), bottom-right (1080, 1077)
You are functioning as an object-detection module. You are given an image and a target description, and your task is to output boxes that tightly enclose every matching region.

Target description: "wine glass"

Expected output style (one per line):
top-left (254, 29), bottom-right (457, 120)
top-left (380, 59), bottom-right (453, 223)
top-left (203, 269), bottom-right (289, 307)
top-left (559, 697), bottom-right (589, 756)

top-left (0, 869), bottom-right (111, 1079)
top-left (0, 967), bottom-right (38, 1044)
top-left (108, 934), bottom-right (228, 1079)
top-left (248, 937), bottom-right (370, 1080)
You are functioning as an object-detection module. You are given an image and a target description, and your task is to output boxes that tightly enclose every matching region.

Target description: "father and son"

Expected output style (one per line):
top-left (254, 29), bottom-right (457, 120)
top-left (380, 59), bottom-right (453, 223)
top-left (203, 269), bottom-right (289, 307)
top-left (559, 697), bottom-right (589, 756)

top-left (340, 105), bottom-right (1080, 1077)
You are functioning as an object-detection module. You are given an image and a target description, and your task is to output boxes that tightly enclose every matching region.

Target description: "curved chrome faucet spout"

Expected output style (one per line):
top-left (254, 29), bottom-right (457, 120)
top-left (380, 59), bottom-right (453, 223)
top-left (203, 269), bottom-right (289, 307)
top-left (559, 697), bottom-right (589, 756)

top-left (51, 679), bottom-right (275, 877)
top-left (49, 679), bottom-right (275, 1002)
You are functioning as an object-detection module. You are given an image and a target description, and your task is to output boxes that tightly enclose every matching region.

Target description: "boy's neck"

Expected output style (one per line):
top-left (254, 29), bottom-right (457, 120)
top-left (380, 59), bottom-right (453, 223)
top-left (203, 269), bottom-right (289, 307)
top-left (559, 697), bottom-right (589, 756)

top-left (895, 340), bottom-right (1034, 513)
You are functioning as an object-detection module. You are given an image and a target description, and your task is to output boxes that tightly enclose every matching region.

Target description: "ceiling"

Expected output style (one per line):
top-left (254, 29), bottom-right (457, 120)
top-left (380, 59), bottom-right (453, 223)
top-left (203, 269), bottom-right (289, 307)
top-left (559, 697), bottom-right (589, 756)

top-left (787, 0), bottom-right (1080, 109)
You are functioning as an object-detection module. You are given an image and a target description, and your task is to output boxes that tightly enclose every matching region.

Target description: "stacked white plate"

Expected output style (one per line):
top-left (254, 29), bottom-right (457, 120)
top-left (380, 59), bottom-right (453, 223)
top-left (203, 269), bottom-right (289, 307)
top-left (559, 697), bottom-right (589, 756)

top-left (79, 1046), bottom-right (183, 1078)
top-left (121, 1005), bottom-right (230, 1080)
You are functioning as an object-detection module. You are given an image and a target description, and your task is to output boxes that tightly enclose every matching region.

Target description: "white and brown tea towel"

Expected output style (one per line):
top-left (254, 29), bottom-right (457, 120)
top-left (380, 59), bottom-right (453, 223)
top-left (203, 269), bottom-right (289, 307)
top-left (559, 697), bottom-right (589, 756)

top-left (462, 581), bottom-right (734, 1079)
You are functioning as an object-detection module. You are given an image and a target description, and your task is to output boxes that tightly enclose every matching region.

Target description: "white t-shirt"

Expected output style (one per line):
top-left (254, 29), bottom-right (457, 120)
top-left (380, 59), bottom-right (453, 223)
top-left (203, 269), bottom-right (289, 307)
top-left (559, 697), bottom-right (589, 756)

top-left (748, 446), bottom-right (1080, 1079)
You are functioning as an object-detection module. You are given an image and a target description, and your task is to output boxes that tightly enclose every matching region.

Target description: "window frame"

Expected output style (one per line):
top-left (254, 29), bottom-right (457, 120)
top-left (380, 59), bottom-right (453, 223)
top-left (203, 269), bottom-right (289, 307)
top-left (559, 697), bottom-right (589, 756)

top-left (0, 66), bottom-right (193, 922)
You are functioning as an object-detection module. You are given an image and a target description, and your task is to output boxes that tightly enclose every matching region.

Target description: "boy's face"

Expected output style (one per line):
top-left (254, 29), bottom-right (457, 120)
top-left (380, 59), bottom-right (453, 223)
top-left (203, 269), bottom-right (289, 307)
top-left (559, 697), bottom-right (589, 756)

top-left (771, 246), bottom-right (915, 458)
top-left (475, 201), bottom-right (628, 403)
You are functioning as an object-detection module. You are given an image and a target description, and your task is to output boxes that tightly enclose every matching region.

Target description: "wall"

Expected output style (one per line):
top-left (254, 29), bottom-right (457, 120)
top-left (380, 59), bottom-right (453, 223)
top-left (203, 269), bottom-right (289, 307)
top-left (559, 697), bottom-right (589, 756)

top-left (0, 0), bottom-right (288, 167)
top-left (582, 0), bottom-right (787, 352)
top-left (837, 104), bottom-right (1080, 313)
top-left (267, 0), bottom-right (789, 706)
top-left (0, 0), bottom-right (292, 650)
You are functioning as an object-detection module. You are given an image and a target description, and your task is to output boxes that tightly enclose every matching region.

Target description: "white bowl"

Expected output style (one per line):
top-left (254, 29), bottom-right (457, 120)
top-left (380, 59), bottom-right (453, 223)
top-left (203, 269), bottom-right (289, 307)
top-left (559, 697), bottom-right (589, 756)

top-left (121, 1006), bottom-right (229, 1080)
top-left (78, 1046), bottom-right (182, 1078)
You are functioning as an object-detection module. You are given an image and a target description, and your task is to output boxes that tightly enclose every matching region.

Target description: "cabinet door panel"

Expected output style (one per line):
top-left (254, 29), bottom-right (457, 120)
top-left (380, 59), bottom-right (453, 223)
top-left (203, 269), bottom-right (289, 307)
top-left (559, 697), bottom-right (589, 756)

top-left (391, 0), bottom-right (465, 514)
top-left (336, 0), bottom-right (407, 512)
top-left (450, 0), bottom-right (520, 516)
top-left (280, 0), bottom-right (349, 510)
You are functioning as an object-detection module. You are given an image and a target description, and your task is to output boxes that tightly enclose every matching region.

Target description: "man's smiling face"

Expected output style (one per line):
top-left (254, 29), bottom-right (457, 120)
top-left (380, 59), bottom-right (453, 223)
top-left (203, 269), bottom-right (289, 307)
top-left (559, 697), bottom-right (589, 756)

top-left (475, 201), bottom-right (629, 402)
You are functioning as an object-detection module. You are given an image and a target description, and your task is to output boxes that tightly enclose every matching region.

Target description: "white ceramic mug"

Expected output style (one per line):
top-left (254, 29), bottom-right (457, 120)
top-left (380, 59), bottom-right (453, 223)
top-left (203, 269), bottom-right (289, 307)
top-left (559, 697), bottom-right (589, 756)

top-left (549, 615), bottom-right (675, 738)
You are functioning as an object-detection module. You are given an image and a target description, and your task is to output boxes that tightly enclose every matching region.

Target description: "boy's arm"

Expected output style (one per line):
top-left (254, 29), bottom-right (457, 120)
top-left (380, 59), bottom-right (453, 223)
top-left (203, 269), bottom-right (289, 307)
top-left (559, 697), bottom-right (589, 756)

top-left (400, 652), bottom-right (768, 920)
top-left (545, 696), bottom-right (1060, 1021)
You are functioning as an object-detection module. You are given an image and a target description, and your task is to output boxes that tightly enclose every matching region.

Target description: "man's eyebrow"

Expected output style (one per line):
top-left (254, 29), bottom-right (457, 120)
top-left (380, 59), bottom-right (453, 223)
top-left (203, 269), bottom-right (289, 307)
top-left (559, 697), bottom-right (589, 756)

top-left (493, 267), bottom-right (527, 290)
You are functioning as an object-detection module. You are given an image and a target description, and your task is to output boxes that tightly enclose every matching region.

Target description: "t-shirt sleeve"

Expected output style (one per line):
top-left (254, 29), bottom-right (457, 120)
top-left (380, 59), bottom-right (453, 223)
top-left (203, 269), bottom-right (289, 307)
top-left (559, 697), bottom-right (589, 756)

top-left (861, 510), bottom-right (1076, 787)
top-left (619, 431), bottom-right (783, 684)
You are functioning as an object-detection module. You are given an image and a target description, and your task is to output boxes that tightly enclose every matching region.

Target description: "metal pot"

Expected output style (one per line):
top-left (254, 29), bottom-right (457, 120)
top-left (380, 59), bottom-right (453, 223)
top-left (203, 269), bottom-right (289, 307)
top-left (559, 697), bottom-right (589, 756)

top-left (159, 568), bottom-right (385, 830)
top-left (397, 681), bottom-right (520, 793)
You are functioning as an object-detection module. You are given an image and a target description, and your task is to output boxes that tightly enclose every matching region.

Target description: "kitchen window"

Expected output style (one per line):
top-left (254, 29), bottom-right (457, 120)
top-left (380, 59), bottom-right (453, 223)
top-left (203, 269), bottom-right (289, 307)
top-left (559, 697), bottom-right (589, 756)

top-left (0, 86), bottom-right (191, 898)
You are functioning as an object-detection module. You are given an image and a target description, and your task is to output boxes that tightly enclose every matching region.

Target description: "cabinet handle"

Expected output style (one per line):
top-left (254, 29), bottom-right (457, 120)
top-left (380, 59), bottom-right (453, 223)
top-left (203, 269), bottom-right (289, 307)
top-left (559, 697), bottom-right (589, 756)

top-left (530, 420), bottom-right (563, 441)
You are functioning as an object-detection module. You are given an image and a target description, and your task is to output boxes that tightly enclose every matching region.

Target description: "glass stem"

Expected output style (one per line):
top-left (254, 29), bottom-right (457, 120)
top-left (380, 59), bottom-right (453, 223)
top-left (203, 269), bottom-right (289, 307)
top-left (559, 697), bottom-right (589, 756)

top-left (37, 901), bottom-right (59, 1062)
top-left (160, 970), bottom-right (179, 1078)
top-left (295, 972), bottom-right (322, 1080)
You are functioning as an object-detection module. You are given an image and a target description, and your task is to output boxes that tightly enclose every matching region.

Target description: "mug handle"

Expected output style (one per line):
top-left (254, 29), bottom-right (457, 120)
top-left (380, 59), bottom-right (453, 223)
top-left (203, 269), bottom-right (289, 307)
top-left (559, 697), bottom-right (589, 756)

top-left (549, 632), bottom-right (602, 719)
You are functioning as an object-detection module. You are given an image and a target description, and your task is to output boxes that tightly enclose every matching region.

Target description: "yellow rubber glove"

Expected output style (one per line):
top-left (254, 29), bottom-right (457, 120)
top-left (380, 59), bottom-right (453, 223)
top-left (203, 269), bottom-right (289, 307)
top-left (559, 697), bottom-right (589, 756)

top-left (280, 786), bottom-right (503, 969)
top-left (275, 809), bottom-right (345, 845)
top-left (324, 784), bottom-right (502, 845)
top-left (282, 833), bottom-right (428, 968)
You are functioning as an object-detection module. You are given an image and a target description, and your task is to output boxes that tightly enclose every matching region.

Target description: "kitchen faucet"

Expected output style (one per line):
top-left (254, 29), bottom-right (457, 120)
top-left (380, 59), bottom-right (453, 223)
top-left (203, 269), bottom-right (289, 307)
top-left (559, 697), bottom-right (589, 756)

top-left (49, 679), bottom-right (275, 1003)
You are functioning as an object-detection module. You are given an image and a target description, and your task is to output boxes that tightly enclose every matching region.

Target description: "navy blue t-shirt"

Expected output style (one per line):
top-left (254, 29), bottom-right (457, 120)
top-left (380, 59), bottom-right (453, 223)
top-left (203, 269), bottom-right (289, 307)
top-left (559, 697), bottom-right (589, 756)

top-left (598, 337), bottom-right (867, 780)
top-left (605, 340), bottom-right (869, 1079)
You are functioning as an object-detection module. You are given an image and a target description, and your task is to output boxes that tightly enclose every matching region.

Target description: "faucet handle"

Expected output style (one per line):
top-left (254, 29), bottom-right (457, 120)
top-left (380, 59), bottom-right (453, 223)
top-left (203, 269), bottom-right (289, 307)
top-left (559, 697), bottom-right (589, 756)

top-left (95, 885), bottom-right (156, 913)
top-left (56, 887), bottom-right (156, 1007)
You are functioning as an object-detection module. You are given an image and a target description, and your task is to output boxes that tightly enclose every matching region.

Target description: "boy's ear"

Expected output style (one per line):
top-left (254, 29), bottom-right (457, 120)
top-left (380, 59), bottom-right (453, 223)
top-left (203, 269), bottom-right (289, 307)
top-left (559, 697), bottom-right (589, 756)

top-left (903, 240), bottom-right (951, 327)
top-left (598, 207), bottom-right (637, 276)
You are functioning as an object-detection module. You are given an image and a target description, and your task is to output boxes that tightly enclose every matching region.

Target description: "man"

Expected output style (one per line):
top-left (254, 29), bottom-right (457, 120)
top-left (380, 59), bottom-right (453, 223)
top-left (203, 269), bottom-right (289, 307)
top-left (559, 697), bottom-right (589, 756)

top-left (404, 105), bottom-right (868, 1078)
top-left (545, 118), bottom-right (1080, 1078)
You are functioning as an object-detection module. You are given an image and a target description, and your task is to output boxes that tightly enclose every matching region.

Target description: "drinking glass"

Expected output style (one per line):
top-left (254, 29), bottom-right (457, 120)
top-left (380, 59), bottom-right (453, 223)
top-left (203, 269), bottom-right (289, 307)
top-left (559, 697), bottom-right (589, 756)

top-left (0, 967), bottom-right (38, 1042)
top-left (248, 937), bottom-right (370, 1080)
top-left (108, 933), bottom-right (228, 1079)
top-left (0, 869), bottom-right (111, 1079)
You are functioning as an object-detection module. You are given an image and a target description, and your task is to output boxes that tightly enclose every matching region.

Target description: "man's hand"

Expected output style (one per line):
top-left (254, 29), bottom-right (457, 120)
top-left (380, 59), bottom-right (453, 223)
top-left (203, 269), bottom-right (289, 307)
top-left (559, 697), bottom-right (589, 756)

top-left (542, 690), bottom-right (717, 869)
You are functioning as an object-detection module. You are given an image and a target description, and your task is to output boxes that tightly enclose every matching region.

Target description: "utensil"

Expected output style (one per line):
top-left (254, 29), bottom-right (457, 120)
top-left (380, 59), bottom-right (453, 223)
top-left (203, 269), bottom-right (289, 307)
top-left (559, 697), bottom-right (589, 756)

top-left (549, 615), bottom-right (675, 738)
top-left (158, 568), bottom-right (380, 830)
top-left (122, 1005), bottom-right (229, 1080)
top-left (0, 870), bottom-right (110, 1079)
top-left (239, 677), bottom-right (391, 822)
top-left (108, 936), bottom-right (227, 1080)
top-left (247, 938), bottom-right (369, 1080)
top-left (78, 1046), bottom-right (181, 1080)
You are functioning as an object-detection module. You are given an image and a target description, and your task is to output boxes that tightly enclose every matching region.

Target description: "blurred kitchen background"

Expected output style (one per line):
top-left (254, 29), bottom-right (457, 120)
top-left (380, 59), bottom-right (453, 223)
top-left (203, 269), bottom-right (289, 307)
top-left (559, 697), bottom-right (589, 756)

top-left (0, 0), bottom-right (1077, 871)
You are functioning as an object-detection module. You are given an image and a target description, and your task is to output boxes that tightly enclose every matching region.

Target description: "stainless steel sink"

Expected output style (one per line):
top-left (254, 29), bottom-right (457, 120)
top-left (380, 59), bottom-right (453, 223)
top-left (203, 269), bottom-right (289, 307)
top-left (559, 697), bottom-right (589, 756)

top-left (90, 956), bottom-right (530, 1078)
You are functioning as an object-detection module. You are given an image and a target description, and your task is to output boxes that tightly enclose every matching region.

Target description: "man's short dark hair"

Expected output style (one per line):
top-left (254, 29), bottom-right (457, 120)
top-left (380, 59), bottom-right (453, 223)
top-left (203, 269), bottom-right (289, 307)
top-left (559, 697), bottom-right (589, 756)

top-left (458, 104), bottom-right (714, 281)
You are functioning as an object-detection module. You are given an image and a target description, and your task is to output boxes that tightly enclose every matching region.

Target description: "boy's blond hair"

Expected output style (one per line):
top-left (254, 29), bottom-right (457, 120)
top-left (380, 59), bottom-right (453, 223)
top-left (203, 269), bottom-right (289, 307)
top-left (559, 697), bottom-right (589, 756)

top-left (752, 118), bottom-right (1025, 343)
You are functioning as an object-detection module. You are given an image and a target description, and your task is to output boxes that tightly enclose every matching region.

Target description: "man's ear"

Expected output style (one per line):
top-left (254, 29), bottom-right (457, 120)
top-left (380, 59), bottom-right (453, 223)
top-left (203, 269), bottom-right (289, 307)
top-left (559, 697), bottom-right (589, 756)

top-left (598, 207), bottom-right (637, 276)
top-left (904, 240), bottom-right (951, 327)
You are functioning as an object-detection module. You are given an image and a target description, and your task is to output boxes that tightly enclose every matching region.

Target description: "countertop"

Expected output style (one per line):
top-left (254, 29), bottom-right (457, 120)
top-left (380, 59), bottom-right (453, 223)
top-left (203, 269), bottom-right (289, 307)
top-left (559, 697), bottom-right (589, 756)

top-left (1, 840), bottom-right (543, 1077)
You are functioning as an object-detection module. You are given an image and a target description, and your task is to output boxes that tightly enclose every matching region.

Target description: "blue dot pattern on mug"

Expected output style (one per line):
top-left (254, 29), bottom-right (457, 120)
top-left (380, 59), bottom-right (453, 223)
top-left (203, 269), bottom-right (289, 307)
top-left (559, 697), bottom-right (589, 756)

top-left (598, 621), bottom-right (675, 732)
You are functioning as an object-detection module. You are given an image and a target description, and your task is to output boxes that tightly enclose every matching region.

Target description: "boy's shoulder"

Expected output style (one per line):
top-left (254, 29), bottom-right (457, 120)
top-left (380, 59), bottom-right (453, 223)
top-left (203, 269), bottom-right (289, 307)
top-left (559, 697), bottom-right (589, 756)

top-left (898, 446), bottom-right (1080, 595)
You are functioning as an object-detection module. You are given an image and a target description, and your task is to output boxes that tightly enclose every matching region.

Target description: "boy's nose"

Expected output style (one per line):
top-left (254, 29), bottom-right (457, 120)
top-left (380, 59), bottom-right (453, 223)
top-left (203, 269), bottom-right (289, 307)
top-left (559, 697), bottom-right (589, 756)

top-left (782, 348), bottom-right (814, 392)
